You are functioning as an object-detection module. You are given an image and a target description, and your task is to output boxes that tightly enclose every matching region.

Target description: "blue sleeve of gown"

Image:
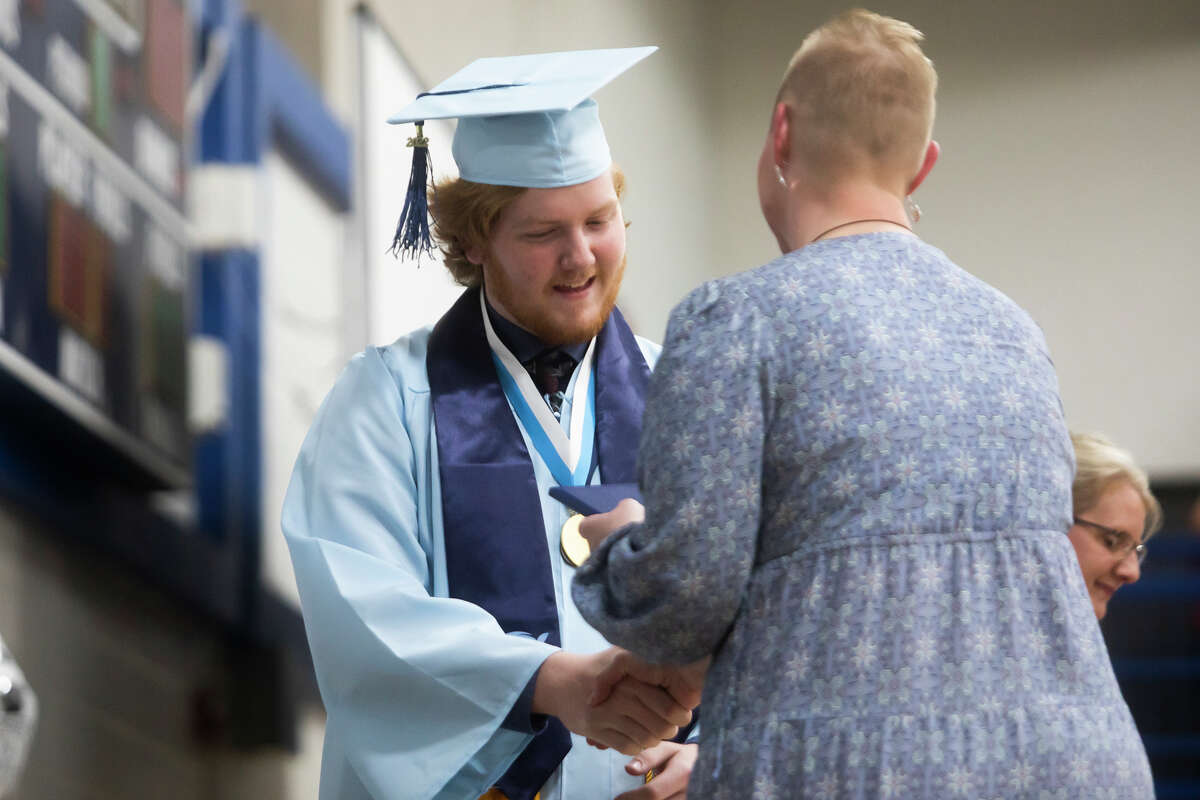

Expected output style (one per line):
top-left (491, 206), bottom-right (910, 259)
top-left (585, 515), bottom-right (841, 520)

top-left (282, 347), bottom-right (557, 799)
top-left (572, 283), bottom-right (766, 665)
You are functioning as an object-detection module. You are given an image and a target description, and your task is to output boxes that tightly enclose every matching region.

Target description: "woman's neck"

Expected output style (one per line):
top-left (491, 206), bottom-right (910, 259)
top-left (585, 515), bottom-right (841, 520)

top-left (780, 181), bottom-right (913, 251)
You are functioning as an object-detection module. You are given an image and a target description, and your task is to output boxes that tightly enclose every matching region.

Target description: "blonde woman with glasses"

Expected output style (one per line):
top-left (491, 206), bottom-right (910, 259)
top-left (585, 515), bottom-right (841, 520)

top-left (1068, 432), bottom-right (1163, 620)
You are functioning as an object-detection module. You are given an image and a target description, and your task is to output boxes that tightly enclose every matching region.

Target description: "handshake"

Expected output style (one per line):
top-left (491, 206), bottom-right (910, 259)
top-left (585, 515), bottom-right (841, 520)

top-left (532, 646), bottom-right (708, 755)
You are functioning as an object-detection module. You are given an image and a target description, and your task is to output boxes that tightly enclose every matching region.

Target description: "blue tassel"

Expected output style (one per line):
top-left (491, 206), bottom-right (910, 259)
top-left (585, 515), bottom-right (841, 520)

top-left (390, 123), bottom-right (434, 263)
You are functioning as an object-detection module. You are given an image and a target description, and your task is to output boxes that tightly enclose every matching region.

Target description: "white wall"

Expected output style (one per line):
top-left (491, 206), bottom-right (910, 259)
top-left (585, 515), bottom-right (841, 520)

top-left (929, 41), bottom-right (1200, 478)
top-left (260, 149), bottom-right (348, 607)
top-left (357, 13), bottom-right (462, 345)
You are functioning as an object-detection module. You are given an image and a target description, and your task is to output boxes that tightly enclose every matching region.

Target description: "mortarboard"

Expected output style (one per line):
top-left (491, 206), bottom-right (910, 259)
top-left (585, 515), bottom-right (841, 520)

top-left (387, 46), bottom-right (657, 261)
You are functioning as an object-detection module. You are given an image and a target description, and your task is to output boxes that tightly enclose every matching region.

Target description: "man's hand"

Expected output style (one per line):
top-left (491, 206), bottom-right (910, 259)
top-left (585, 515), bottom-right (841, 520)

top-left (532, 649), bottom-right (692, 756)
top-left (590, 651), bottom-right (710, 711)
top-left (579, 498), bottom-right (645, 551)
top-left (616, 741), bottom-right (698, 800)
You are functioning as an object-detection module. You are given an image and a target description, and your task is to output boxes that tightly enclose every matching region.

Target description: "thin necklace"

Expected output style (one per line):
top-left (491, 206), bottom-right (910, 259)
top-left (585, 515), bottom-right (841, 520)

top-left (811, 218), bottom-right (911, 243)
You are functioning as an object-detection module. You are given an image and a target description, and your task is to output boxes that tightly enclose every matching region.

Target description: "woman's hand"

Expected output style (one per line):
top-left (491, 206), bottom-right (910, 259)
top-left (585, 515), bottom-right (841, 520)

top-left (615, 741), bottom-right (698, 800)
top-left (579, 498), bottom-right (645, 550)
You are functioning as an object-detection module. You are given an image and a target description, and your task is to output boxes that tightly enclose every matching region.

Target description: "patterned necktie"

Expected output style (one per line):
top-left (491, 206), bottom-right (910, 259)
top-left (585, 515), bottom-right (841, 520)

top-left (526, 349), bottom-right (577, 420)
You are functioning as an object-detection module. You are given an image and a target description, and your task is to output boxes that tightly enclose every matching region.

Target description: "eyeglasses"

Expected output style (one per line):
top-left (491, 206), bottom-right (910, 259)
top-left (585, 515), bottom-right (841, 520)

top-left (1073, 517), bottom-right (1147, 565)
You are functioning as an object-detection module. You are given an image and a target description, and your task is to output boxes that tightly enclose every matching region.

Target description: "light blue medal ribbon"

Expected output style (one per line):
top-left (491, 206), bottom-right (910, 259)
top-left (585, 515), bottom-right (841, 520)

top-left (480, 291), bottom-right (597, 488)
top-left (492, 356), bottom-right (595, 487)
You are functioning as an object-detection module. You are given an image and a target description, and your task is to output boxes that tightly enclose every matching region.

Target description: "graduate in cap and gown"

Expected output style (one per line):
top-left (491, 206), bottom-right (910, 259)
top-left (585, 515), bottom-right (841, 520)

top-left (282, 48), bottom-right (699, 800)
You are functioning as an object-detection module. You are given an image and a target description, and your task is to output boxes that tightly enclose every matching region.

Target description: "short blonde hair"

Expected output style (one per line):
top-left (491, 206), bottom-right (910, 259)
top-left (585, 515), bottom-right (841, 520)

top-left (1071, 431), bottom-right (1163, 539)
top-left (429, 167), bottom-right (627, 288)
top-left (779, 8), bottom-right (937, 184)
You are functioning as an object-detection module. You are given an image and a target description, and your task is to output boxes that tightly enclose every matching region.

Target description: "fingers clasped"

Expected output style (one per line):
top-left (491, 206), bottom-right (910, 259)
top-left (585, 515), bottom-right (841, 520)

top-left (588, 676), bottom-right (690, 754)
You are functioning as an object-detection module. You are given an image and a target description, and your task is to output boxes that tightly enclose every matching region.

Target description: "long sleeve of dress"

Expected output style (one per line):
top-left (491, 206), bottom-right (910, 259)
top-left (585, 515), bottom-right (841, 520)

top-left (573, 282), bottom-right (769, 664)
top-left (282, 347), bottom-right (557, 799)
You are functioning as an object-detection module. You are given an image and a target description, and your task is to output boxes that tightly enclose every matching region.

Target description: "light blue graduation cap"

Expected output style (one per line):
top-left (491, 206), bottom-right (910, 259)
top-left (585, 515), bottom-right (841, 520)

top-left (387, 46), bottom-right (657, 260)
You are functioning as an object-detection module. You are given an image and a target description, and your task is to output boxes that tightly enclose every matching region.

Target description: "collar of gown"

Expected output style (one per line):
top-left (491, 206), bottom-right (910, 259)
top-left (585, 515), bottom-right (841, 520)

top-left (484, 296), bottom-right (590, 366)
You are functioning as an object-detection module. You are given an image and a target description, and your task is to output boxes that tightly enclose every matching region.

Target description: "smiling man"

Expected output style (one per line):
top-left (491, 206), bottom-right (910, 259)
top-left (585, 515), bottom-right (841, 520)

top-left (281, 48), bottom-right (698, 800)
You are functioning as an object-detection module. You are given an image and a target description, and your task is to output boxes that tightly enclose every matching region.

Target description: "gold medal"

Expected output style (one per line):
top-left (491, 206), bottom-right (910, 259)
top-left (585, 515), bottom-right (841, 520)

top-left (560, 513), bottom-right (590, 567)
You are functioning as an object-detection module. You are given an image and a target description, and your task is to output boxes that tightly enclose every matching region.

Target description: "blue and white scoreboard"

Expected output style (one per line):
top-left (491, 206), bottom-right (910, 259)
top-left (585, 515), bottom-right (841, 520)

top-left (0, 0), bottom-right (191, 486)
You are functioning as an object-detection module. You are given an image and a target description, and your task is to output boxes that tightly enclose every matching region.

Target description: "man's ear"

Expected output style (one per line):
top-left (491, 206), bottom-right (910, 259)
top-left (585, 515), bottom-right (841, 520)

top-left (771, 102), bottom-right (792, 170)
top-left (907, 139), bottom-right (940, 195)
top-left (465, 245), bottom-right (485, 266)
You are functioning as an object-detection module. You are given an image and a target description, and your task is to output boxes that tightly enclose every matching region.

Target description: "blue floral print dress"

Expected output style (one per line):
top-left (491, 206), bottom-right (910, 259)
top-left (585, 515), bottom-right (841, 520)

top-left (573, 233), bottom-right (1153, 799)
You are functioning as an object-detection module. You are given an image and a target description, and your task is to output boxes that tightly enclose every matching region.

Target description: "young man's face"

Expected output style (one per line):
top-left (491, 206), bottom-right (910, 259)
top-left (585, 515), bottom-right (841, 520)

top-left (471, 171), bottom-right (626, 345)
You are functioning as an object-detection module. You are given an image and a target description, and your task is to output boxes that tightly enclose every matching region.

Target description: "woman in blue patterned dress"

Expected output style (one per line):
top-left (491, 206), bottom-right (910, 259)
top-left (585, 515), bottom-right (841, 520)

top-left (571, 9), bottom-right (1154, 799)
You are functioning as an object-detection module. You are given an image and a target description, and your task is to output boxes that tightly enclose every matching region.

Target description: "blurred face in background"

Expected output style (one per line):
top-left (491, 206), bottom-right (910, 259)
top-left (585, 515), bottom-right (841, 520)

top-left (1067, 480), bottom-right (1147, 619)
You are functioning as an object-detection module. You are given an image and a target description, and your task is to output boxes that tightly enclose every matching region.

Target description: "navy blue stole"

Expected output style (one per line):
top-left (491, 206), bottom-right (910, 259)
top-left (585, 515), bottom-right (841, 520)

top-left (427, 287), bottom-right (650, 800)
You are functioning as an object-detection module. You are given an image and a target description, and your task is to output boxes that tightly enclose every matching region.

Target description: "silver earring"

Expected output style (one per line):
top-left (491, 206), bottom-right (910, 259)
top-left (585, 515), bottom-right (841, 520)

top-left (775, 165), bottom-right (788, 187)
top-left (905, 195), bottom-right (922, 224)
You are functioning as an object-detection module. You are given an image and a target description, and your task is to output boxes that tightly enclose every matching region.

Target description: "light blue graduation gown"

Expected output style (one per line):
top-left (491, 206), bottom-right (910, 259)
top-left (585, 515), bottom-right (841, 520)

top-left (282, 324), bottom-right (660, 799)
